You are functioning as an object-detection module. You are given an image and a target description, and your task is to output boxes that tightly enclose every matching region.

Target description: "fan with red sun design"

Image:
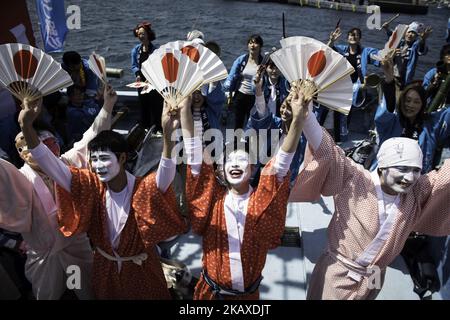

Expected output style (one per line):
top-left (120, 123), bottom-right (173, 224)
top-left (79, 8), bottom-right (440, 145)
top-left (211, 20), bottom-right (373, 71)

top-left (270, 37), bottom-right (355, 115)
top-left (158, 40), bottom-right (228, 84)
top-left (0, 43), bottom-right (73, 103)
top-left (372, 24), bottom-right (408, 62)
top-left (88, 52), bottom-right (108, 85)
top-left (141, 47), bottom-right (205, 110)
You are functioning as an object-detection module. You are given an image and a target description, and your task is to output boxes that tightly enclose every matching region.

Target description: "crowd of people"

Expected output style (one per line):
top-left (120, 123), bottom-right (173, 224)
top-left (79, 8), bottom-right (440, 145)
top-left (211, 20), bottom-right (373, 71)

top-left (1, 16), bottom-right (450, 300)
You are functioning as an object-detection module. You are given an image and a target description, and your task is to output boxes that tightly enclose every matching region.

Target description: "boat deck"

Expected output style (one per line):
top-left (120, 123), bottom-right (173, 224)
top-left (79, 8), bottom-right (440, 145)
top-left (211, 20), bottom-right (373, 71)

top-left (112, 90), bottom-right (447, 300)
top-left (173, 196), bottom-right (425, 299)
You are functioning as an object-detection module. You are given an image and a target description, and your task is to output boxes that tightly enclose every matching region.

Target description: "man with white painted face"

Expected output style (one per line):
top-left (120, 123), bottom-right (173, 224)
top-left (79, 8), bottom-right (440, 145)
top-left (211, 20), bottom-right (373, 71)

top-left (19, 97), bottom-right (187, 299)
top-left (289, 108), bottom-right (450, 300)
top-left (0, 85), bottom-right (117, 299)
top-left (180, 86), bottom-right (308, 299)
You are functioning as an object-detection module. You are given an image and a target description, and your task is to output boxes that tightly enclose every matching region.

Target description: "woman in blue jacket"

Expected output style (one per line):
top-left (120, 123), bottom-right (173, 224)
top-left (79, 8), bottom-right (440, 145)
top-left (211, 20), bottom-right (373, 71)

top-left (374, 57), bottom-right (450, 174)
top-left (223, 34), bottom-right (263, 129)
top-left (131, 21), bottom-right (163, 133)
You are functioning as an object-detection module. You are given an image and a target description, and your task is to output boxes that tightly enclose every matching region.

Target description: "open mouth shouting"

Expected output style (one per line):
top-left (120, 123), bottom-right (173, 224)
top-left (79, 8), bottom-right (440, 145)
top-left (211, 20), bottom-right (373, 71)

top-left (229, 168), bottom-right (244, 179)
top-left (224, 150), bottom-right (251, 187)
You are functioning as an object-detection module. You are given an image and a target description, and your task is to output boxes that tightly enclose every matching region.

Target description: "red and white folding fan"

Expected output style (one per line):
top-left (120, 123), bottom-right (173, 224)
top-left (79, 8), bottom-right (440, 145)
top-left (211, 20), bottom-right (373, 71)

top-left (372, 24), bottom-right (408, 62)
top-left (0, 43), bottom-right (73, 102)
top-left (141, 47), bottom-right (205, 110)
top-left (159, 40), bottom-right (228, 84)
top-left (88, 52), bottom-right (107, 85)
top-left (270, 36), bottom-right (355, 115)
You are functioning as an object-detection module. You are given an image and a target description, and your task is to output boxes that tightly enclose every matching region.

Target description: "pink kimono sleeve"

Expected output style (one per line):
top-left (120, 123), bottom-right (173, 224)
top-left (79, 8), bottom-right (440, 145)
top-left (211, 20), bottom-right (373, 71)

top-left (289, 129), bottom-right (363, 202)
top-left (413, 160), bottom-right (450, 236)
top-left (0, 159), bottom-right (34, 233)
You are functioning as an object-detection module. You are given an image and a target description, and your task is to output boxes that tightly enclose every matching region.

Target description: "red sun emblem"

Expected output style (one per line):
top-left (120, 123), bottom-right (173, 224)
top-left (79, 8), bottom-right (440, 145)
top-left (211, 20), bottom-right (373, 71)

top-left (13, 49), bottom-right (38, 79)
top-left (181, 46), bottom-right (200, 63)
top-left (161, 53), bottom-right (179, 83)
top-left (307, 50), bottom-right (327, 77)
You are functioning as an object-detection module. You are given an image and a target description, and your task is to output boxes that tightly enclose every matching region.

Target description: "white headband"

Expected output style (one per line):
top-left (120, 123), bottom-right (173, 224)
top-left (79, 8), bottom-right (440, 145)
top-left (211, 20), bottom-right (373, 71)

top-left (377, 137), bottom-right (422, 169)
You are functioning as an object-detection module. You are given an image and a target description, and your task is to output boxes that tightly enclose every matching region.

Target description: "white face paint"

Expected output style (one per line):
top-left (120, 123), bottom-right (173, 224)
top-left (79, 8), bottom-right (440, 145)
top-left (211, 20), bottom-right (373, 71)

top-left (381, 166), bottom-right (421, 194)
top-left (224, 150), bottom-right (251, 188)
top-left (90, 150), bottom-right (121, 182)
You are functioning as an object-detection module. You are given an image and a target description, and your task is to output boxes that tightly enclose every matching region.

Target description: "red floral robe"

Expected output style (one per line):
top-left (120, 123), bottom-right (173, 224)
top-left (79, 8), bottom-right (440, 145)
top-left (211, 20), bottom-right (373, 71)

top-left (186, 160), bottom-right (290, 300)
top-left (56, 167), bottom-right (187, 299)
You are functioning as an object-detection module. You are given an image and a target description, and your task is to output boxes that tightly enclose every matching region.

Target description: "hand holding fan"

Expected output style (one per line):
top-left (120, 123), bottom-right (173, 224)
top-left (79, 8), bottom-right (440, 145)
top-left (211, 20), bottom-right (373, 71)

top-left (141, 47), bottom-right (204, 112)
top-left (372, 24), bottom-right (408, 62)
top-left (88, 52), bottom-right (108, 85)
top-left (0, 43), bottom-right (73, 103)
top-left (270, 36), bottom-right (354, 115)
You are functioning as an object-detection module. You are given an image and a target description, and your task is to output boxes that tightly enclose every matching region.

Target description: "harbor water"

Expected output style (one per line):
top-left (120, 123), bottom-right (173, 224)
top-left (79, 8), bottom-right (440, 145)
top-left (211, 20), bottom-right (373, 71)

top-left (26, 0), bottom-right (449, 89)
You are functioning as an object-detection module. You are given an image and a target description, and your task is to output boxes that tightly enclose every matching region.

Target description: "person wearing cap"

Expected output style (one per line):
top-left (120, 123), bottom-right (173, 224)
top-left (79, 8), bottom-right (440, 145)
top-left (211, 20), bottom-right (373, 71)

top-left (186, 29), bottom-right (205, 45)
top-left (289, 104), bottom-right (450, 300)
top-left (180, 86), bottom-right (308, 300)
top-left (384, 21), bottom-right (432, 87)
top-left (131, 21), bottom-right (164, 134)
top-left (223, 34), bottom-right (264, 129)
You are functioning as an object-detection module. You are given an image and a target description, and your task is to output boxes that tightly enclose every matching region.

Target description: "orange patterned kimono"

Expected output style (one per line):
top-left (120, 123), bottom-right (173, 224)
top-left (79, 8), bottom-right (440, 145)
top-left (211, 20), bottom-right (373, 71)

top-left (56, 167), bottom-right (187, 299)
top-left (186, 160), bottom-right (290, 300)
top-left (290, 130), bottom-right (450, 300)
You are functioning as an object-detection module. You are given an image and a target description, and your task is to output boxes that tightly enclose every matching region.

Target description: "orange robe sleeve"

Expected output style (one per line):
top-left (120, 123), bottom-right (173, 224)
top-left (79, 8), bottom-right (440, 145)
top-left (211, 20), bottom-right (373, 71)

top-left (132, 172), bottom-right (188, 248)
top-left (185, 163), bottom-right (225, 236)
top-left (55, 167), bottom-right (102, 237)
top-left (250, 158), bottom-right (291, 249)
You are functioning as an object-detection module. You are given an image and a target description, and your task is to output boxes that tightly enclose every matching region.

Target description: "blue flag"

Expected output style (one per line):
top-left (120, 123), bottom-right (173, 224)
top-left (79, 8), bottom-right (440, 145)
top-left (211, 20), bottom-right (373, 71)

top-left (35, 0), bottom-right (68, 52)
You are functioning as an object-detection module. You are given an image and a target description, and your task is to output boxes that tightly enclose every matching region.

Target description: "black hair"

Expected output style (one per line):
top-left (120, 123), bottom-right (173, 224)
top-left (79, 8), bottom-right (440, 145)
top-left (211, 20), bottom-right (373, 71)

top-left (266, 58), bottom-right (277, 68)
top-left (247, 34), bottom-right (263, 47)
top-left (62, 51), bottom-right (82, 67)
top-left (88, 130), bottom-right (129, 157)
top-left (398, 82), bottom-right (427, 134)
top-left (133, 22), bottom-right (156, 42)
top-left (348, 28), bottom-right (362, 38)
top-left (440, 44), bottom-right (450, 60)
top-left (205, 41), bottom-right (221, 57)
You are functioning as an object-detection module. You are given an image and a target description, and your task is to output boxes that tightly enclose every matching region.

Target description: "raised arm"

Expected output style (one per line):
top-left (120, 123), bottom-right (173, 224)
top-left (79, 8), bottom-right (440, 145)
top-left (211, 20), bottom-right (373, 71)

top-left (380, 53), bottom-right (397, 113)
top-left (272, 88), bottom-right (309, 181)
top-left (327, 27), bottom-right (341, 48)
top-left (62, 84), bottom-right (117, 167)
top-left (253, 68), bottom-right (268, 118)
top-left (18, 98), bottom-right (72, 192)
top-left (179, 95), bottom-right (202, 175)
top-left (418, 26), bottom-right (432, 55)
top-left (155, 101), bottom-right (179, 193)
